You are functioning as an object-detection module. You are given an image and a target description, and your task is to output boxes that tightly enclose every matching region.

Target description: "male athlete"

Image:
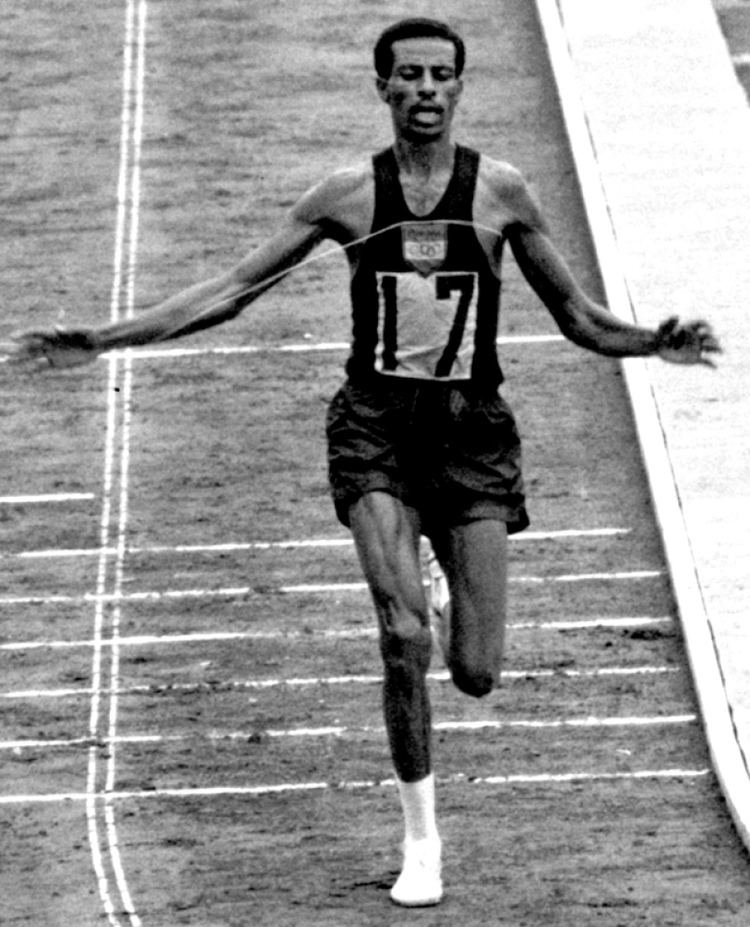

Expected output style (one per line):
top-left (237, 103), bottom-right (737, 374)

top-left (4, 18), bottom-right (720, 908)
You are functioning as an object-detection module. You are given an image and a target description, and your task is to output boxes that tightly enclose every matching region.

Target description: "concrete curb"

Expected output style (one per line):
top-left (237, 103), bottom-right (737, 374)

top-left (535, 0), bottom-right (750, 850)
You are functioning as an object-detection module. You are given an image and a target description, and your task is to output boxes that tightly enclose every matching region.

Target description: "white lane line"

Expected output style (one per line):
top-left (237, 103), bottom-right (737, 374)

top-left (85, 2), bottom-right (133, 920)
top-left (5, 736), bottom-right (95, 750)
top-left (0, 664), bottom-right (680, 700)
top-left (0, 713), bottom-right (697, 752)
top-left (431, 714), bottom-right (696, 732)
top-left (96, 333), bottom-right (566, 361)
top-left (12, 547), bottom-right (120, 560)
top-left (102, 1), bottom-right (146, 922)
top-left (0, 766), bottom-right (711, 805)
top-left (515, 570), bottom-right (662, 584)
top-left (6, 527), bottom-right (630, 559)
top-left (257, 714), bottom-right (697, 739)
top-left (512, 615), bottom-right (672, 630)
top-left (279, 571), bottom-right (661, 594)
top-left (0, 570), bottom-right (665, 608)
top-left (0, 493), bottom-right (95, 504)
top-left (83, 2), bottom-right (146, 925)
top-left (0, 616), bottom-right (673, 653)
top-left (468, 768), bottom-right (709, 785)
top-left (87, 360), bottom-right (119, 927)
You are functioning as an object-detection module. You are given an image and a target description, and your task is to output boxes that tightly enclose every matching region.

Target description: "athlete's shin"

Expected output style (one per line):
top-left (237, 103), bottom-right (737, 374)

top-left (381, 623), bottom-right (433, 781)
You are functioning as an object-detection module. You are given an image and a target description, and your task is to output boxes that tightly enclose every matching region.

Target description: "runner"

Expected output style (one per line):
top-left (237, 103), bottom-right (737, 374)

top-left (3, 17), bottom-right (721, 907)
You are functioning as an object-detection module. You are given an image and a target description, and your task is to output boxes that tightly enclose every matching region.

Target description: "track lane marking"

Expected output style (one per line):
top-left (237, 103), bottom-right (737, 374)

top-left (0, 664), bottom-right (680, 700)
top-left (82, 2), bottom-right (147, 924)
top-left (0, 712), bottom-right (698, 752)
top-left (0, 766), bottom-right (711, 805)
top-left (0, 615), bottom-right (673, 652)
top-left (0, 493), bottom-right (96, 505)
top-left (0, 570), bottom-right (665, 608)
top-left (4, 527), bottom-right (630, 559)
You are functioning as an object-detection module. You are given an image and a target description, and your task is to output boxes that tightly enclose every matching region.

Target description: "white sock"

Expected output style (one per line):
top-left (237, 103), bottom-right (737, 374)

top-left (396, 773), bottom-right (440, 845)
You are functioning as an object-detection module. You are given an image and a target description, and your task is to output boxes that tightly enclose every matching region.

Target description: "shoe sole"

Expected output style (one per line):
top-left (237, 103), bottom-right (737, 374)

top-left (390, 892), bottom-right (443, 908)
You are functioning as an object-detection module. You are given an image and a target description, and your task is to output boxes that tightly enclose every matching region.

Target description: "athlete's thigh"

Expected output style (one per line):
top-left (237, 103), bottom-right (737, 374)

top-left (348, 490), bottom-right (427, 631)
top-left (433, 518), bottom-right (509, 664)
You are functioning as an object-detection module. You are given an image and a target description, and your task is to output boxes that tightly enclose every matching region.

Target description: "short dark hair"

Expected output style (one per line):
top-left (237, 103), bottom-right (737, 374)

top-left (373, 18), bottom-right (465, 79)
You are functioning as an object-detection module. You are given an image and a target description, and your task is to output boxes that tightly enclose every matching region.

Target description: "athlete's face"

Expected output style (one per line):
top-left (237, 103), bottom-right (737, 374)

top-left (377, 38), bottom-right (463, 142)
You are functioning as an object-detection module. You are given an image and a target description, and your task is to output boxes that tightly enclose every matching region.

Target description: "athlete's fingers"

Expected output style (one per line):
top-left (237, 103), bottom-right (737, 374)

top-left (0, 340), bottom-right (48, 375)
top-left (686, 321), bottom-right (722, 365)
top-left (2, 332), bottom-right (44, 358)
top-left (13, 334), bottom-right (55, 364)
top-left (655, 316), bottom-right (722, 367)
top-left (2, 327), bottom-right (100, 369)
top-left (693, 321), bottom-right (722, 352)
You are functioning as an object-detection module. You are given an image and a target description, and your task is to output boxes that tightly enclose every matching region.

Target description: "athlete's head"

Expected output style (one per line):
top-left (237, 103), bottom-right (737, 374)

top-left (373, 18), bottom-right (466, 80)
top-left (374, 19), bottom-right (465, 143)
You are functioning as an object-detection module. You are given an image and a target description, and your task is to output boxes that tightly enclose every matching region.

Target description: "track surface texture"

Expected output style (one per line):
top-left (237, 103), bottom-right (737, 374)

top-left (2, 1), bottom-right (749, 925)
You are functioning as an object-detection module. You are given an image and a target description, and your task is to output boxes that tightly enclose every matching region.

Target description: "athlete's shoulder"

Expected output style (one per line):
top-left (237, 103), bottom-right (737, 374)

top-left (476, 154), bottom-right (546, 231)
top-left (319, 160), bottom-right (375, 201)
top-left (293, 160), bottom-right (374, 224)
top-left (477, 154), bottom-right (530, 198)
top-left (289, 159), bottom-right (375, 242)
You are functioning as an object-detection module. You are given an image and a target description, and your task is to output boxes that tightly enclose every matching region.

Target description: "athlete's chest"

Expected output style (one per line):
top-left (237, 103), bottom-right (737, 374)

top-left (328, 163), bottom-right (505, 278)
top-left (397, 168), bottom-right (455, 217)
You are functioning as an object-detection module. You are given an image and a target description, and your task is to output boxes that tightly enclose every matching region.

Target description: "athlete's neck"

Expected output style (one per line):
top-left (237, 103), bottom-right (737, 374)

top-left (392, 137), bottom-right (456, 179)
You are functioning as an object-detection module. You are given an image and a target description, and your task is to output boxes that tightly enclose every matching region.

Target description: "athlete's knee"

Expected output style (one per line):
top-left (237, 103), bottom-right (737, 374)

top-left (379, 608), bottom-right (432, 674)
top-left (451, 666), bottom-right (495, 698)
top-left (450, 653), bottom-right (499, 698)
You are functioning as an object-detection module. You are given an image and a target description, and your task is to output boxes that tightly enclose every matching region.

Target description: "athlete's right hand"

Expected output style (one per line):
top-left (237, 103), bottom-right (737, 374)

top-left (0, 326), bottom-right (102, 369)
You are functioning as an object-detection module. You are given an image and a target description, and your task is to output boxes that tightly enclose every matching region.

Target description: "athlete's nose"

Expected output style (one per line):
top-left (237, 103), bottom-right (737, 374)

top-left (418, 71), bottom-right (437, 97)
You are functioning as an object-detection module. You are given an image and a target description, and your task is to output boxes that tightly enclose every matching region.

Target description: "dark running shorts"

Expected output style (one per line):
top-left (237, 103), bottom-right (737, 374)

top-left (326, 376), bottom-right (529, 537)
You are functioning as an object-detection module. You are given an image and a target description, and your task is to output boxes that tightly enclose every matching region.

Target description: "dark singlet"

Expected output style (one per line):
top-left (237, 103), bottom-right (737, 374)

top-left (346, 144), bottom-right (504, 389)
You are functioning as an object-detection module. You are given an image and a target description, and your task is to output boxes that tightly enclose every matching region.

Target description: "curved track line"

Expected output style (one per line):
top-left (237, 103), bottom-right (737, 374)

top-left (86, 2), bottom-right (146, 924)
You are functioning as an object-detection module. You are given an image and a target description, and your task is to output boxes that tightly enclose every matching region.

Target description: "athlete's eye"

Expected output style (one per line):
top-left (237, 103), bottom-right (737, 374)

top-left (396, 67), bottom-right (422, 81)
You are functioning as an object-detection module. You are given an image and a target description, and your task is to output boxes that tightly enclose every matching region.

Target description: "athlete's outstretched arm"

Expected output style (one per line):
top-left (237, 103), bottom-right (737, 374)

top-left (3, 196), bottom-right (329, 369)
top-left (502, 175), bottom-right (721, 366)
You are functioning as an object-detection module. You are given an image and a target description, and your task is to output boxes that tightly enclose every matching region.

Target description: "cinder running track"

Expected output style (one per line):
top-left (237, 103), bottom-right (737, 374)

top-left (1, 2), bottom-right (749, 925)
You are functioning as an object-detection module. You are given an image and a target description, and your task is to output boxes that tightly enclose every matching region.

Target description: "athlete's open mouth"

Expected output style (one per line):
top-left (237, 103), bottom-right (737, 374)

top-left (411, 106), bottom-right (444, 125)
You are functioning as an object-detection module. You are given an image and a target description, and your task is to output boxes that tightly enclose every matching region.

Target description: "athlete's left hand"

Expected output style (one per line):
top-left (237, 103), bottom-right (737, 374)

top-left (655, 316), bottom-right (722, 367)
top-left (0, 326), bottom-right (101, 370)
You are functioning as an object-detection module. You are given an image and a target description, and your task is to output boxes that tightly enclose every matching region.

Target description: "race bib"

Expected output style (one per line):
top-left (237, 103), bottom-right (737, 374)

top-left (375, 271), bottom-right (479, 380)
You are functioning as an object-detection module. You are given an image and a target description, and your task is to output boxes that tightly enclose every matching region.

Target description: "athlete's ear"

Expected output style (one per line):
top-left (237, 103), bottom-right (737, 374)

top-left (375, 76), bottom-right (390, 103)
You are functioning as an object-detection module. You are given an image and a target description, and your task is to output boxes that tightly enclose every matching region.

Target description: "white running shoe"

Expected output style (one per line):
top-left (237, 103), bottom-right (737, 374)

top-left (390, 837), bottom-right (443, 907)
top-left (427, 551), bottom-right (451, 664)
